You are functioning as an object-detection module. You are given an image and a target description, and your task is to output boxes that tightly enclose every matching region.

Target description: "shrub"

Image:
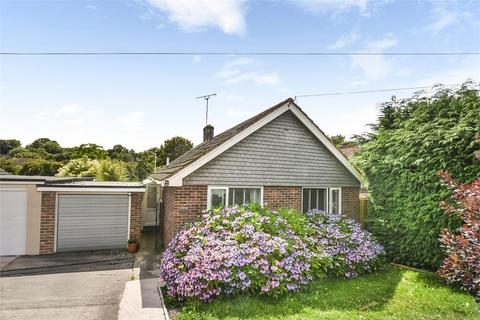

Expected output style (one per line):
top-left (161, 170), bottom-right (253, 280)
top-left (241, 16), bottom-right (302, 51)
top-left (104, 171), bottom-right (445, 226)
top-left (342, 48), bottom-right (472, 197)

top-left (353, 83), bottom-right (480, 269)
top-left (437, 171), bottom-right (480, 295)
top-left (160, 205), bottom-right (384, 302)
top-left (306, 210), bottom-right (384, 278)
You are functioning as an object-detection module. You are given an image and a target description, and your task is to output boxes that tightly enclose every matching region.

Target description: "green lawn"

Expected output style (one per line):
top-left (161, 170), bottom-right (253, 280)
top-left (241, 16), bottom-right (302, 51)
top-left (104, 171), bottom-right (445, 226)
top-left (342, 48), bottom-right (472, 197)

top-left (173, 266), bottom-right (478, 320)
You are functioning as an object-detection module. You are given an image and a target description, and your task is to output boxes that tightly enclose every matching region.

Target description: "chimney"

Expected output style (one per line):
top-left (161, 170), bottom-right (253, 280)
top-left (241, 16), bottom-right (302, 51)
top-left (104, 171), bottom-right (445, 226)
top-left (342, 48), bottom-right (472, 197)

top-left (203, 124), bottom-right (214, 142)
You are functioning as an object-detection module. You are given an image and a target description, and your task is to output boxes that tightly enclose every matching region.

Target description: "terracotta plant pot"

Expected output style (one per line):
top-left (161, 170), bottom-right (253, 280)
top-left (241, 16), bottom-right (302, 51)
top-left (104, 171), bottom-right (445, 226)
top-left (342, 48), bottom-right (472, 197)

top-left (128, 242), bottom-right (139, 253)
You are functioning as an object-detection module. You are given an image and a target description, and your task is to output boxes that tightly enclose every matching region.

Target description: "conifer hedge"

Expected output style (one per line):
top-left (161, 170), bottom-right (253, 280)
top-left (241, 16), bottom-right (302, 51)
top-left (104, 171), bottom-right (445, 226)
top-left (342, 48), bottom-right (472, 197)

top-left (353, 82), bottom-right (480, 269)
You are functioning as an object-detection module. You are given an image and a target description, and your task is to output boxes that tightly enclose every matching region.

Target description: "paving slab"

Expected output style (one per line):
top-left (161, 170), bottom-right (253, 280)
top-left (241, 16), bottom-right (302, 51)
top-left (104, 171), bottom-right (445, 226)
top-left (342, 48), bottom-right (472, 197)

top-left (0, 256), bottom-right (17, 270)
top-left (118, 278), bottom-right (168, 320)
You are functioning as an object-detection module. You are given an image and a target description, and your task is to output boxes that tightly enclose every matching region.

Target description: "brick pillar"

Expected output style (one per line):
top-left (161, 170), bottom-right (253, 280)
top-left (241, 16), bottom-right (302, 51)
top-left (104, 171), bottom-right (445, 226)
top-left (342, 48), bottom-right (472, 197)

top-left (129, 192), bottom-right (143, 241)
top-left (40, 191), bottom-right (56, 254)
top-left (341, 187), bottom-right (360, 222)
top-left (162, 186), bottom-right (207, 247)
top-left (263, 186), bottom-right (302, 211)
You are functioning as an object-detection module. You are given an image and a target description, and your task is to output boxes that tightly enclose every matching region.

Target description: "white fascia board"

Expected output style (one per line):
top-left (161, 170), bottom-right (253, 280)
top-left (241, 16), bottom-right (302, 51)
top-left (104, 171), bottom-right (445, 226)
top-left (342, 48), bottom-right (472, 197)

top-left (168, 103), bottom-right (291, 186)
top-left (0, 181), bottom-right (45, 185)
top-left (36, 187), bottom-right (146, 192)
top-left (288, 105), bottom-right (366, 186)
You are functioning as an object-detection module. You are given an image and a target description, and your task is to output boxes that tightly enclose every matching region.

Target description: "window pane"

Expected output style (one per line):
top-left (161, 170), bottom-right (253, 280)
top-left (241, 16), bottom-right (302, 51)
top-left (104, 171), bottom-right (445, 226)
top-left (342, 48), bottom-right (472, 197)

top-left (244, 188), bottom-right (260, 204)
top-left (303, 189), bottom-right (309, 213)
top-left (309, 189), bottom-right (318, 210)
top-left (330, 189), bottom-right (340, 214)
top-left (229, 188), bottom-right (245, 205)
top-left (147, 186), bottom-right (157, 209)
top-left (211, 189), bottom-right (226, 208)
top-left (318, 189), bottom-right (326, 211)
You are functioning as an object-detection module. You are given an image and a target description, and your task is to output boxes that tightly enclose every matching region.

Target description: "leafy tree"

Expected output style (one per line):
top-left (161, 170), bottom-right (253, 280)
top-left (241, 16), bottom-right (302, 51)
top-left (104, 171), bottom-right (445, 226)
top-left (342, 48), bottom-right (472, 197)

top-left (94, 159), bottom-right (128, 181)
top-left (8, 147), bottom-right (47, 159)
top-left (69, 143), bottom-right (109, 159)
top-left (26, 138), bottom-right (62, 155)
top-left (57, 158), bottom-right (97, 177)
top-left (157, 136), bottom-right (193, 166)
top-left (0, 139), bottom-right (21, 155)
top-left (353, 82), bottom-right (480, 269)
top-left (0, 158), bottom-right (18, 174)
top-left (108, 144), bottom-right (135, 162)
top-left (18, 159), bottom-right (63, 176)
top-left (330, 134), bottom-right (346, 148)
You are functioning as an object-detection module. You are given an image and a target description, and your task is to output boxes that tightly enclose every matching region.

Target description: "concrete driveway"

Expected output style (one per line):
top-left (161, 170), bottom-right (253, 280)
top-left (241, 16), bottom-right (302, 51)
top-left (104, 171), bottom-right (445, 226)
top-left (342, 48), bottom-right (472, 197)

top-left (0, 251), bottom-right (134, 320)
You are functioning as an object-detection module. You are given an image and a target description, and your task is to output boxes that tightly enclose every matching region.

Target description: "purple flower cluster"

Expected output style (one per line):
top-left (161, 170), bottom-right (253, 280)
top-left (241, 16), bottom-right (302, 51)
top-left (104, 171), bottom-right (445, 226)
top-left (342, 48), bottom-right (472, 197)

top-left (160, 205), bottom-right (384, 302)
top-left (306, 209), bottom-right (384, 278)
top-left (160, 206), bottom-right (313, 301)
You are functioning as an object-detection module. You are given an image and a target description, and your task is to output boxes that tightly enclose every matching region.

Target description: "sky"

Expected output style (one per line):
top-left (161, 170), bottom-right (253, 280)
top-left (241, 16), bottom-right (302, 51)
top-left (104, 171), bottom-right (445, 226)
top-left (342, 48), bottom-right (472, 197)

top-left (0, 0), bottom-right (479, 151)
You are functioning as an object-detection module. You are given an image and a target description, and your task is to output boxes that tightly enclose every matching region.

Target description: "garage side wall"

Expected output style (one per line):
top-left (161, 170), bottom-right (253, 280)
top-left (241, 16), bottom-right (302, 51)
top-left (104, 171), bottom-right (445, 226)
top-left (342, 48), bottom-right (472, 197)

top-left (129, 192), bottom-right (143, 241)
top-left (40, 191), bottom-right (56, 254)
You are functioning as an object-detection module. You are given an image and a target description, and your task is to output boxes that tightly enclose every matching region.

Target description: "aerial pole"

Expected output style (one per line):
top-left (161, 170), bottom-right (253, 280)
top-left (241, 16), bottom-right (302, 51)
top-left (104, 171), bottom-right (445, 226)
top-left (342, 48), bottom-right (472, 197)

top-left (196, 93), bottom-right (216, 126)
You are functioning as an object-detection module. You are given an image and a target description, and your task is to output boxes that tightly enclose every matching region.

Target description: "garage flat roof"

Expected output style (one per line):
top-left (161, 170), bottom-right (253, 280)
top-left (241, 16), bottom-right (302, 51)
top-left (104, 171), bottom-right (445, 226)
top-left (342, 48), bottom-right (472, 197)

top-left (0, 175), bottom-right (94, 184)
top-left (36, 180), bottom-right (146, 192)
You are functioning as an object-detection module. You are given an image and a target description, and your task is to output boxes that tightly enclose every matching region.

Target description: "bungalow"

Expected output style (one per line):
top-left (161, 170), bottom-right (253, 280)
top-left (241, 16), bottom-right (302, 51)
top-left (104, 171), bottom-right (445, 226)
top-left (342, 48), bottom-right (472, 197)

top-left (147, 98), bottom-right (364, 246)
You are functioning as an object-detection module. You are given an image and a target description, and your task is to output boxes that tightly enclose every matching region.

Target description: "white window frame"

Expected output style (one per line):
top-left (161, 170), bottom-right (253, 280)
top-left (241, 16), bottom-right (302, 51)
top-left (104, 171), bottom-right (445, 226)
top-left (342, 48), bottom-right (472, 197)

top-left (207, 186), bottom-right (263, 210)
top-left (301, 187), bottom-right (342, 214)
top-left (329, 187), bottom-right (342, 214)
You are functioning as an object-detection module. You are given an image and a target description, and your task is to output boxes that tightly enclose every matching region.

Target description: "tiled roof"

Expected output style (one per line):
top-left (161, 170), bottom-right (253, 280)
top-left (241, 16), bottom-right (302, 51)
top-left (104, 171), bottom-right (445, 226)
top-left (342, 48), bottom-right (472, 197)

top-left (150, 98), bottom-right (293, 181)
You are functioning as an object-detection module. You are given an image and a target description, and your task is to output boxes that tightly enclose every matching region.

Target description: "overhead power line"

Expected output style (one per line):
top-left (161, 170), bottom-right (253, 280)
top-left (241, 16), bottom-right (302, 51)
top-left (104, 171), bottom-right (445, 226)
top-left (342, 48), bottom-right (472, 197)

top-left (294, 84), bottom-right (461, 99)
top-left (0, 51), bottom-right (479, 56)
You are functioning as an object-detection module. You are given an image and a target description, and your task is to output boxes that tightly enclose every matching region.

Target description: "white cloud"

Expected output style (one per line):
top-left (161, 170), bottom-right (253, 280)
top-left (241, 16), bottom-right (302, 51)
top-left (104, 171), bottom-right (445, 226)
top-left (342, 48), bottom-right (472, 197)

top-left (351, 34), bottom-right (398, 80)
top-left (145, 0), bottom-right (246, 35)
top-left (217, 58), bottom-right (281, 86)
top-left (291, 0), bottom-right (381, 16)
top-left (414, 56), bottom-right (480, 86)
top-left (426, 7), bottom-right (458, 33)
top-left (192, 55), bottom-right (201, 63)
top-left (86, 4), bottom-right (97, 10)
top-left (327, 31), bottom-right (359, 49)
top-left (54, 104), bottom-right (84, 116)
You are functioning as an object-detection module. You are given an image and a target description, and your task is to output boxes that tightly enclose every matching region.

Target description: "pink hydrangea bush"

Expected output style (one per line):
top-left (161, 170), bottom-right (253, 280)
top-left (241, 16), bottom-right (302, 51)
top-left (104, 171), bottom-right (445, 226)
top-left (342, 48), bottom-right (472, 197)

top-left (306, 209), bottom-right (385, 278)
top-left (160, 205), bottom-right (315, 301)
top-left (160, 205), bottom-right (384, 302)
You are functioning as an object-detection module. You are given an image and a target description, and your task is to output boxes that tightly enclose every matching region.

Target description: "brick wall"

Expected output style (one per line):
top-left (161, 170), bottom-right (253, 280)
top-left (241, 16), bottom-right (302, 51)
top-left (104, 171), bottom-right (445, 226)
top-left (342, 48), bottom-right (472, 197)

top-left (263, 186), bottom-right (302, 211)
top-left (129, 192), bottom-right (143, 241)
top-left (162, 186), bottom-right (207, 246)
top-left (341, 187), bottom-right (360, 222)
top-left (40, 191), bottom-right (56, 254)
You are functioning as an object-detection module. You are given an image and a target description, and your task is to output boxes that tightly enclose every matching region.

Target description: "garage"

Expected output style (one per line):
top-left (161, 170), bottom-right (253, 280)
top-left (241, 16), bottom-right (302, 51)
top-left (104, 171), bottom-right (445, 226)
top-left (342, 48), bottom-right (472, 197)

top-left (57, 194), bottom-right (130, 252)
top-left (0, 188), bottom-right (27, 256)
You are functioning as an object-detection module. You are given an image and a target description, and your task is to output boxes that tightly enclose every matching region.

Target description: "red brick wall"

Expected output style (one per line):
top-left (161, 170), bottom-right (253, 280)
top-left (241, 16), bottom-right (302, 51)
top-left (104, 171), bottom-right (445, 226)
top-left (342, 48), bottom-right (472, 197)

top-left (341, 187), bottom-right (360, 222)
top-left (40, 192), bottom-right (56, 254)
top-left (263, 186), bottom-right (302, 211)
top-left (162, 186), bottom-right (208, 246)
top-left (129, 192), bottom-right (143, 241)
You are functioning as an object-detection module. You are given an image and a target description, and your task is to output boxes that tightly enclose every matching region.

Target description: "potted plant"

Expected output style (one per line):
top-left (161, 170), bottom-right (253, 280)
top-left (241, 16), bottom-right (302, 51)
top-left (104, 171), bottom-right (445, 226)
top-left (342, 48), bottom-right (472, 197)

top-left (127, 239), bottom-right (139, 253)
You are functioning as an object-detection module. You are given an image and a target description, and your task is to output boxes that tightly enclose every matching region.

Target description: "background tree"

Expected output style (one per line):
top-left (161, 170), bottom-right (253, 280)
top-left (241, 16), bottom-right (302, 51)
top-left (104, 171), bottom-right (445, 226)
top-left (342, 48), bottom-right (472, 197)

top-left (108, 144), bottom-right (135, 162)
top-left (0, 158), bottom-right (18, 174)
top-left (353, 82), bottom-right (480, 269)
top-left (57, 158), bottom-right (97, 177)
top-left (157, 136), bottom-right (193, 166)
top-left (94, 159), bottom-right (128, 181)
top-left (69, 143), bottom-right (109, 159)
top-left (18, 159), bottom-right (63, 176)
top-left (329, 134), bottom-right (346, 148)
top-left (0, 139), bottom-right (21, 155)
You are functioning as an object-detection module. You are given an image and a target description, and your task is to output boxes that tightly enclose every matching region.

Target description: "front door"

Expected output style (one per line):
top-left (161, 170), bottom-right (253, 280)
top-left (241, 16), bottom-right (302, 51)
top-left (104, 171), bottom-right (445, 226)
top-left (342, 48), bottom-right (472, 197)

top-left (143, 185), bottom-right (158, 226)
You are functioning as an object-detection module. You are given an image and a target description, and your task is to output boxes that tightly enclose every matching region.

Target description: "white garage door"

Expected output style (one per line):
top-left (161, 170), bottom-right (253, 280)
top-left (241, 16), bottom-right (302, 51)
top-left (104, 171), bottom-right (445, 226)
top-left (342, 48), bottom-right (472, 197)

top-left (57, 194), bottom-right (129, 252)
top-left (0, 189), bottom-right (27, 256)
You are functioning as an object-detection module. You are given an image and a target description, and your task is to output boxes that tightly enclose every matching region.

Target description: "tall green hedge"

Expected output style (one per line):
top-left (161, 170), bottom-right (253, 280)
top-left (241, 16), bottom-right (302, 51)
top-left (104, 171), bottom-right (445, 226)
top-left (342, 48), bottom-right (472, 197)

top-left (353, 83), bottom-right (480, 269)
